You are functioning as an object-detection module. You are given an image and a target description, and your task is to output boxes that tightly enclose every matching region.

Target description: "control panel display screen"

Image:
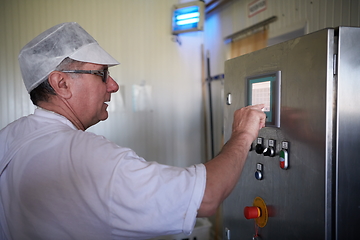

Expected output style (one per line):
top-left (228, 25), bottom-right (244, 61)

top-left (247, 72), bottom-right (281, 127)
top-left (251, 81), bottom-right (271, 112)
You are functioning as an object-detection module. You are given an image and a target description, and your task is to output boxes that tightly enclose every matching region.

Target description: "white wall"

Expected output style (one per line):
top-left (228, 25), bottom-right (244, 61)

top-left (0, 0), bottom-right (206, 167)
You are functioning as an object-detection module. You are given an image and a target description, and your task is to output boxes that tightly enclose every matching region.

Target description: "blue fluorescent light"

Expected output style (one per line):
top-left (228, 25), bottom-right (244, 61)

top-left (176, 12), bottom-right (200, 20)
top-left (176, 18), bottom-right (199, 26)
top-left (172, 1), bottom-right (204, 34)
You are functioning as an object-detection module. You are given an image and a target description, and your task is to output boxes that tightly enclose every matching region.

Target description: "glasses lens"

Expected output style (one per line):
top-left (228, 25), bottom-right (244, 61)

top-left (103, 70), bottom-right (109, 83)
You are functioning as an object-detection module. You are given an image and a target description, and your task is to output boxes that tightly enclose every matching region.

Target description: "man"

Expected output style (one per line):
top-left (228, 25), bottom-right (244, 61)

top-left (0, 22), bottom-right (265, 239)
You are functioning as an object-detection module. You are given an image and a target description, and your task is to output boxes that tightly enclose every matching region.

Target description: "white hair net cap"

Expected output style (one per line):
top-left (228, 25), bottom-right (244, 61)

top-left (18, 22), bottom-right (120, 93)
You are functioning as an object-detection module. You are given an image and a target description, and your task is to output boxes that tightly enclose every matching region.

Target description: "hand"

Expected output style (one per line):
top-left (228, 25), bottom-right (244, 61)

top-left (232, 104), bottom-right (266, 142)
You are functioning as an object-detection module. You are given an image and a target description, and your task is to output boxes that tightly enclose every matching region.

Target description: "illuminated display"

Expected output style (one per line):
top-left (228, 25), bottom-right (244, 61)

top-left (251, 81), bottom-right (271, 112)
top-left (247, 72), bottom-right (281, 127)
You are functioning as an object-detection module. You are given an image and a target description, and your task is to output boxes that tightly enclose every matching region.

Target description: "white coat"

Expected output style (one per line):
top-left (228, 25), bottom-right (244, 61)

top-left (0, 108), bottom-right (206, 240)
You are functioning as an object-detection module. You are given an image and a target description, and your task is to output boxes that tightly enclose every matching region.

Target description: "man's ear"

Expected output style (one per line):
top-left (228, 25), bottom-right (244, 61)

top-left (48, 71), bottom-right (72, 99)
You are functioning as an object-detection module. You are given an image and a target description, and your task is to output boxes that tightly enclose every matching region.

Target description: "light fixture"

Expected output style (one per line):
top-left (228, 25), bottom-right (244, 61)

top-left (172, 1), bottom-right (204, 35)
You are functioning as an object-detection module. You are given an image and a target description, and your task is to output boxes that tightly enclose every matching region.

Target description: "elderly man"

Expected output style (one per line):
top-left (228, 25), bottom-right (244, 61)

top-left (0, 22), bottom-right (265, 239)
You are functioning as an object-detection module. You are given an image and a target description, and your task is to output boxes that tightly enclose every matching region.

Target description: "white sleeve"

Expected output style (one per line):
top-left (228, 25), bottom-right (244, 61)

top-left (106, 148), bottom-right (206, 239)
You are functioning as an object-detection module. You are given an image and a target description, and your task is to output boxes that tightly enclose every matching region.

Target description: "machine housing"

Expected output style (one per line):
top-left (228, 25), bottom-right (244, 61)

top-left (223, 27), bottom-right (360, 240)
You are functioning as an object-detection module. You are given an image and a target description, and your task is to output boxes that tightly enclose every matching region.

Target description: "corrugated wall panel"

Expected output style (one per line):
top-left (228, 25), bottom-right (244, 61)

top-left (0, 0), bottom-right (206, 168)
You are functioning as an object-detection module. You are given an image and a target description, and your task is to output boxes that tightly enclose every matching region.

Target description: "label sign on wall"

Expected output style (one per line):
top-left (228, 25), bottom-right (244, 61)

top-left (248, 0), bottom-right (267, 18)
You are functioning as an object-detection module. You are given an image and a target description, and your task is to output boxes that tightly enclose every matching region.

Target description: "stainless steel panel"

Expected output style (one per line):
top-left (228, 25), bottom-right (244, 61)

top-left (336, 27), bottom-right (360, 240)
top-left (223, 28), bottom-right (335, 239)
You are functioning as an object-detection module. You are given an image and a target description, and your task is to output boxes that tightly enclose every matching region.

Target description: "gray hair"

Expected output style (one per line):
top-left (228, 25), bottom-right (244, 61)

top-left (29, 58), bottom-right (85, 106)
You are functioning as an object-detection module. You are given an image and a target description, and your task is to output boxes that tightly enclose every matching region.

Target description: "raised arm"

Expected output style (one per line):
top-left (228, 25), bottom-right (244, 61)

top-left (198, 104), bottom-right (266, 217)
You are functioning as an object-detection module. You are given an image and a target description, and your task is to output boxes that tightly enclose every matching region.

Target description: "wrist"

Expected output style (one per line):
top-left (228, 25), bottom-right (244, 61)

top-left (230, 131), bottom-right (255, 146)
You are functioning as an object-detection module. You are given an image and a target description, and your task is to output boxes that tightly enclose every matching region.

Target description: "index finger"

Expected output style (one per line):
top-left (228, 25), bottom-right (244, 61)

top-left (250, 104), bottom-right (265, 110)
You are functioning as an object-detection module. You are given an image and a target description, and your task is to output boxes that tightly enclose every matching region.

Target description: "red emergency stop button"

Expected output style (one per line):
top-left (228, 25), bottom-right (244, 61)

top-left (245, 197), bottom-right (268, 228)
top-left (244, 206), bottom-right (260, 219)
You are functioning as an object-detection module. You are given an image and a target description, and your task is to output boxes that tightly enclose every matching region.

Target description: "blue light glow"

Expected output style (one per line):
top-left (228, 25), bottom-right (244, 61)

top-left (176, 12), bottom-right (200, 20)
top-left (176, 18), bottom-right (199, 25)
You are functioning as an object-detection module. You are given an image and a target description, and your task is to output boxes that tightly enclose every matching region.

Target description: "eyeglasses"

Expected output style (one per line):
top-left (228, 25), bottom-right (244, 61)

top-left (61, 69), bottom-right (109, 83)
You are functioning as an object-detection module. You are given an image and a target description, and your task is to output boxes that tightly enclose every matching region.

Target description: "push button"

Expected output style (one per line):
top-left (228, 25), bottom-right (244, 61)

top-left (255, 137), bottom-right (264, 154)
top-left (263, 139), bottom-right (276, 157)
top-left (244, 206), bottom-right (260, 219)
top-left (243, 197), bottom-right (268, 228)
top-left (255, 171), bottom-right (263, 180)
top-left (279, 149), bottom-right (288, 169)
top-left (279, 141), bottom-right (289, 169)
top-left (255, 163), bottom-right (263, 180)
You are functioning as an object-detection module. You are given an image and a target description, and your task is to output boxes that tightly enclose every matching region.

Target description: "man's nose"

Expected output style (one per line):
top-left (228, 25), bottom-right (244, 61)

top-left (107, 76), bottom-right (119, 93)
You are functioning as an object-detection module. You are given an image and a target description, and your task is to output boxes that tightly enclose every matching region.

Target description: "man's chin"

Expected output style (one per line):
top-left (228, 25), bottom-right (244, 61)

top-left (100, 111), bottom-right (109, 121)
top-left (100, 104), bottom-right (109, 120)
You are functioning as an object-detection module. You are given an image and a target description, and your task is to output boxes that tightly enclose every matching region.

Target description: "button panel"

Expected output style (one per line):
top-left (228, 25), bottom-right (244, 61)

top-left (253, 137), bottom-right (290, 170)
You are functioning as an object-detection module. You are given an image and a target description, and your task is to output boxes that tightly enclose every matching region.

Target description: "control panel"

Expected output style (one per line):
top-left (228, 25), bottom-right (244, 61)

top-left (224, 135), bottom-right (290, 239)
top-left (225, 70), bottom-right (291, 239)
top-left (221, 27), bottom-right (360, 239)
top-left (252, 136), bottom-right (290, 181)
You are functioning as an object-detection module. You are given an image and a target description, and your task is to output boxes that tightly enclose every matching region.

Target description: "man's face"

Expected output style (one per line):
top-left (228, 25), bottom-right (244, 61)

top-left (68, 62), bottom-right (119, 128)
